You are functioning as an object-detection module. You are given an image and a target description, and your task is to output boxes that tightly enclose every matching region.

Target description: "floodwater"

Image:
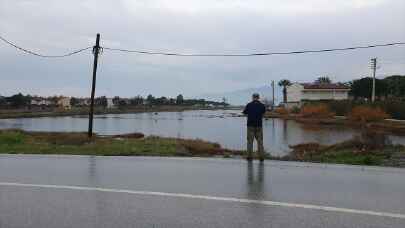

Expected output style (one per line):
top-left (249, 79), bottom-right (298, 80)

top-left (1, 110), bottom-right (404, 156)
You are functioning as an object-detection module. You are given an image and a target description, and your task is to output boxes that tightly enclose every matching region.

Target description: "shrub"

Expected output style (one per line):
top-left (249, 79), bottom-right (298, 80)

top-left (359, 131), bottom-right (391, 150)
top-left (290, 106), bottom-right (301, 114)
top-left (328, 100), bottom-right (355, 116)
top-left (275, 107), bottom-right (288, 115)
top-left (349, 106), bottom-right (390, 122)
top-left (382, 100), bottom-right (405, 120)
top-left (177, 139), bottom-right (223, 156)
top-left (300, 104), bottom-right (335, 118)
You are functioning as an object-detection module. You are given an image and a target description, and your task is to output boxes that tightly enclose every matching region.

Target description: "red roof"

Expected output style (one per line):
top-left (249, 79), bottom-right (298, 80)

top-left (301, 83), bottom-right (350, 90)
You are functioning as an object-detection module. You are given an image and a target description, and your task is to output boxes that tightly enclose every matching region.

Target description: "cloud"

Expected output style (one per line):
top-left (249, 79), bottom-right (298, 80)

top-left (122, 0), bottom-right (387, 14)
top-left (0, 0), bottom-right (404, 98)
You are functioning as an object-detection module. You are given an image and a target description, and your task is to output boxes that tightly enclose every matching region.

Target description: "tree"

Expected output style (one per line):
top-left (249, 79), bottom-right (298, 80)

top-left (155, 96), bottom-right (168, 105)
top-left (6, 93), bottom-right (31, 108)
top-left (0, 96), bottom-right (7, 106)
top-left (146, 94), bottom-right (155, 105)
top-left (278, 79), bottom-right (292, 104)
top-left (118, 99), bottom-right (127, 106)
top-left (350, 77), bottom-right (387, 100)
top-left (112, 96), bottom-right (120, 105)
top-left (48, 96), bottom-right (60, 105)
top-left (383, 75), bottom-right (405, 98)
top-left (169, 98), bottom-right (176, 105)
top-left (130, 96), bottom-right (144, 105)
top-left (176, 94), bottom-right (184, 105)
top-left (221, 97), bottom-right (229, 106)
top-left (315, 76), bottom-right (332, 84)
top-left (70, 97), bottom-right (80, 107)
top-left (95, 96), bottom-right (108, 108)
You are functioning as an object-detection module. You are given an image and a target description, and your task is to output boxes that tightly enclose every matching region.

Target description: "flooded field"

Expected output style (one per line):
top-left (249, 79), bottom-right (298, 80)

top-left (1, 110), bottom-right (404, 156)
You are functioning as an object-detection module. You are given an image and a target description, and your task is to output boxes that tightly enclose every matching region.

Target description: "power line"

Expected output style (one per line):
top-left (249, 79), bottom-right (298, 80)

top-left (1, 33), bottom-right (405, 58)
top-left (103, 42), bottom-right (405, 57)
top-left (0, 35), bottom-right (92, 58)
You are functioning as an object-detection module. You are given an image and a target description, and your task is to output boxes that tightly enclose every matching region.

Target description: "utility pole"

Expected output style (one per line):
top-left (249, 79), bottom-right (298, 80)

top-left (88, 33), bottom-right (101, 138)
top-left (370, 58), bottom-right (377, 103)
top-left (271, 80), bottom-right (275, 110)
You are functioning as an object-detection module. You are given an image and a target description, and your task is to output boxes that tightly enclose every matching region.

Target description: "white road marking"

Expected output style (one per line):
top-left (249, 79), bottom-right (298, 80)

top-left (1, 182), bottom-right (404, 219)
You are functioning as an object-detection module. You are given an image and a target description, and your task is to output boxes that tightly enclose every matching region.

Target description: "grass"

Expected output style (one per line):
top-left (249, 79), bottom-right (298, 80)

top-left (0, 130), bottom-right (241, 157)
top-left (283, 140), bottom-right (405, 167)
top-left (1, 129), bottom-right (404, 167)
top-left (302, 150), bottom-right (386, 166)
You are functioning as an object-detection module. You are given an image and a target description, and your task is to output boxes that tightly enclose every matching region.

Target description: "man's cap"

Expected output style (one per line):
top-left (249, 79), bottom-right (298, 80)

top-left (252, 93), bottom-right (260, 98)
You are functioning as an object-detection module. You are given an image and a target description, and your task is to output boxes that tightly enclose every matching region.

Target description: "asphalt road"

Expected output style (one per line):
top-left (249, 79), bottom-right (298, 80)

top-left (0, 155), bottom-right (405, 228)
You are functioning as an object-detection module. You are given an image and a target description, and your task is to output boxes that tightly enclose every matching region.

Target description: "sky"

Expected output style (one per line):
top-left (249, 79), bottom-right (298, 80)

top-left (0, 0), bottom-right (404, 101)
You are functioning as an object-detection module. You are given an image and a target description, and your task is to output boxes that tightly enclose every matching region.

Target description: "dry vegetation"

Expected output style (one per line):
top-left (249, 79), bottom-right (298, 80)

top-left (283, 131), bottom-right (405, 167)
top-left (300, 104), bottom-right (335, 118)
top-left (349, 106), bottom-right (390, 122)
top-left (274, 107), bottom-right (289, 115)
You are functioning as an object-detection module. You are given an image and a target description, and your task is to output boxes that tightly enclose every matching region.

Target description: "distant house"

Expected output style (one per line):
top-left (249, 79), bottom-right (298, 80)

top-left (286, 83), bottom-right (350, 108)
top-left (107, 98), bottom-right (115, 109)
top-left (78, 98), bottom-right (90, 106)
top-left (142, 100), bottom-right (150, 105)
top-left (31, 97), bottom-right (53, 106)
top-left (57, 97), bottom-right (72, 110)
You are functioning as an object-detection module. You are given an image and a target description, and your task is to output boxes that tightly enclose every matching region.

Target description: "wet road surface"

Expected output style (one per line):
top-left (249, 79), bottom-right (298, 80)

top-left (0, 155), bottom-right (405, 227)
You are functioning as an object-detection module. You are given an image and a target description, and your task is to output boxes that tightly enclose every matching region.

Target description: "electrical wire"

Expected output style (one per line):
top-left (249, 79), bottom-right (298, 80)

top-left (0, 35), bottom-right (92, 58)
top-left (103, 42), bottom-right (405, 57)
top-left (2, 33), bottom-right (405, 58)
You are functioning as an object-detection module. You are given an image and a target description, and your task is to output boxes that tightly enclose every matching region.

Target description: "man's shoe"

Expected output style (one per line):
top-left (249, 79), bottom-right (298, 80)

top-left (259, 157), bottom-right (265, 162)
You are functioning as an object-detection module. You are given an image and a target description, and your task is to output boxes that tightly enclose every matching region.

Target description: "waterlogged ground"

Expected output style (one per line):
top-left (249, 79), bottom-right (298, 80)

top-left (1, 110), bottom-right (404, 156)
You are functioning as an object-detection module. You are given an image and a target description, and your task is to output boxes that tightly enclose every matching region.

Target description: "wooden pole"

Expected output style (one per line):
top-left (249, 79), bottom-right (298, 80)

top-left (88, 34), bottom-right (101, 138)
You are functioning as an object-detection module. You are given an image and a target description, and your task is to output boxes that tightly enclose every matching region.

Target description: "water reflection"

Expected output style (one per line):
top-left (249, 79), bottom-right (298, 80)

top-left (88, 156), bottom-right (99, 186)
top-left (87, 156), bottom-right (109, 226)
top-left (246, 162), bottom-right (266, 200)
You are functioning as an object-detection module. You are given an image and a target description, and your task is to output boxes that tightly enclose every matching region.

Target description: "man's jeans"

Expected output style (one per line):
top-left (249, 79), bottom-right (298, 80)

top-left (247, 126), bottom-right (265, 159)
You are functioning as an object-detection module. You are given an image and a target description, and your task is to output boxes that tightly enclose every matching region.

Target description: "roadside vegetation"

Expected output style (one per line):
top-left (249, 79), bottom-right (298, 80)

top-left (278, 131), bottom-right (405, 167)
top-left (1, 129), bottom-right (405, 168)
top-left (0, 129), bottom-right (241, 157)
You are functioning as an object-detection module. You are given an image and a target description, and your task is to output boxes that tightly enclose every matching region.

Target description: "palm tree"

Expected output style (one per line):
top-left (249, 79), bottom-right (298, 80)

top-left (278, 79), bottom-right (292, 104)
top-left (315, 76), bottom-right (332, 84)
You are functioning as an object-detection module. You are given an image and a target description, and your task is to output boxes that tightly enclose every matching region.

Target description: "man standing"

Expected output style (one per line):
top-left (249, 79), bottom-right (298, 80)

top-left (243, 93), bottom-right (266, 161)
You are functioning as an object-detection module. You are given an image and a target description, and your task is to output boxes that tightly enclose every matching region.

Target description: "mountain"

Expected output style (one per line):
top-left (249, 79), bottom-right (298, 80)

top-left (199, 86), bottom-right (283, 106)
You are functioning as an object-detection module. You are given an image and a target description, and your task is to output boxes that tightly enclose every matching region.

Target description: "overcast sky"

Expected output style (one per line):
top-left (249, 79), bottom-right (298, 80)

top-left (1, 0), bottom-right (404, 99)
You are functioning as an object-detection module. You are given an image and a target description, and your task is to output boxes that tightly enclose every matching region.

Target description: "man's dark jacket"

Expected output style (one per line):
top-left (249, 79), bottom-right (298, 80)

top-left (243, 100), bottom-right (266, 127)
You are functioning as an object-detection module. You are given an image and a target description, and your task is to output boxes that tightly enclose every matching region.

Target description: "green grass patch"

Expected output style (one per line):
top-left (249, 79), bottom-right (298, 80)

top-left (312, 150), bottom-right (386, 166)
top-left (0, 130), bottom-right (236, 157)
top-left (286, 140), bottom-right (405, 167)
top-left (0, 130), bottom-right (26, 145)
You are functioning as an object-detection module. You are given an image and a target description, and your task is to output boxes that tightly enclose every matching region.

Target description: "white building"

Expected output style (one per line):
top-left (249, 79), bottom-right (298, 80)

top-left (285, 83), bottom-right (350, 108)
top-left (57, 97), bottom-right (72, 110)
top-left (31, 98), bottom-right (53, 106)
top-left (107, 98), bottom-right (115, 109)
